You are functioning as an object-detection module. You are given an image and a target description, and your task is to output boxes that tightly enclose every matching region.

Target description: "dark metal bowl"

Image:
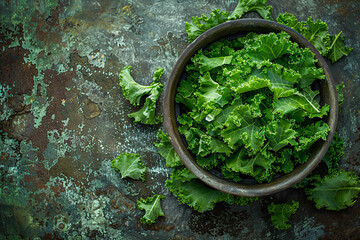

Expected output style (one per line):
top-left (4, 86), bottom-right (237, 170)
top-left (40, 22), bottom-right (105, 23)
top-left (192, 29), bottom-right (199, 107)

top-left (163, 19), bottom-right (338, 197)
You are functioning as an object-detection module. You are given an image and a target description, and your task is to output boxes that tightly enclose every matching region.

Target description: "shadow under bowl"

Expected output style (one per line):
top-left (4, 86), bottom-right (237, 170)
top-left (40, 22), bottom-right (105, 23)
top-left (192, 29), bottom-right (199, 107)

top-left (163, 18), bottom-right (338, 197)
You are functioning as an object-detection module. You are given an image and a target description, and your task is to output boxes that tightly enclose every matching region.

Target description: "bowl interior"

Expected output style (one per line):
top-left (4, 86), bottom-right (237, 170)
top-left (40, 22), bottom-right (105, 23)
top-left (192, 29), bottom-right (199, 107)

top-left (163, 19), bottom-right (338, 197)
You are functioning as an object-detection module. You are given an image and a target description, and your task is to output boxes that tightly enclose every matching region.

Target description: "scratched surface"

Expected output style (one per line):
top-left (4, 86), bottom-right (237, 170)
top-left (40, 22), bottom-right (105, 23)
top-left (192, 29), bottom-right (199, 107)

top-left (0, 0), bottom-right (359, 239)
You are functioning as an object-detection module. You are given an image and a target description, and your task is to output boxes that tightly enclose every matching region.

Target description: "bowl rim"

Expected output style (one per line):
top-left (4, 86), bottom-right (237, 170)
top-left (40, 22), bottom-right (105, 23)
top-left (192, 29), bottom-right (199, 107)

top-left (163, 18), bottom-right (338, 197)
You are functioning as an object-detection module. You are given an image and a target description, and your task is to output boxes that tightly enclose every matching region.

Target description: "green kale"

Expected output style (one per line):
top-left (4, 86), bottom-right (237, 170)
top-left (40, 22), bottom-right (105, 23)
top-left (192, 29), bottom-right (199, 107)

top-left (229, 0), bottom-right (273, 20)
top-left (336, 82), bottom-right (345, 106)
top-left (268, 201), bottom-right (299, 230)
top-left (166, 168), bottom-right (229, 212)
top-left (112, 152), bottom-right (147, 181)
top-left (119, 66), bottom-right (164, 124)
top-left (322, 133), bottom-right (344, 173)
top-left (306, 170), bottom-right (360, 210)
top-left (185, 0), bottom-right (272, 42)
top-left (176, 32), bottom-right (330, 183)
top-left (327, 32), bottom-right (353, 63)
top-left (276, 13), bottom-right (352, 63)
top-left (165, 167), bottom-right (255, 212)
top-left (154, 129), bottom-right (182, 167)
top-left (137, 194), bottom-right (165, 224)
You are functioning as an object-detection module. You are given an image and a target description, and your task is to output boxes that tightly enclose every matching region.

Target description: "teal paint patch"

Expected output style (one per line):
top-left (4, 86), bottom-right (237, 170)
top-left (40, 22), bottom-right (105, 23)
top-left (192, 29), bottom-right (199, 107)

top-left (24, 95), bottom-right (52, 129)
top-left (42, 128), bottom-right (72, 170)
top-left (0, 132), bottom-right (38, 207)
top-left (0, 84), bottom-right (14, 121)
top-left (8, 37), bottom-right (20, 48)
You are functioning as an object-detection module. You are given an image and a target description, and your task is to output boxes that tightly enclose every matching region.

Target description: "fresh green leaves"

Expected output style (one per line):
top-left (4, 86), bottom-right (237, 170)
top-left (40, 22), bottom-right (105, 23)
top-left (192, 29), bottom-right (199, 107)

top-left (276, 13), bottom-right (352, 63)
top-left (137, 194), bottom-right (165, 224)
top-left (268, 201), bottom-right (299, 230)
top-left (327, 32), bottom-right (353, 63)
top-left (165, 168), bottom-right (255, 212)
top-left (119, 66), bottom-right (164, 124)
top-left (176, 32), bottom-right (330, 183)
top-left (185, 0), bottom-right (272, 42)
top-left (154, 129), bottom-right (182, 167)
top-left (307, 171), bottom-right (360, 210)
top-left (185, 9), bottom-right (229, 42)
top-left (229, 0), bottom-right (273, 20)
top-left (166, 172), bottom-right (228, 213)
top-left (322, 133), bottom-right (344, 173)
top-left (112, 152), bottom-right (146, 181)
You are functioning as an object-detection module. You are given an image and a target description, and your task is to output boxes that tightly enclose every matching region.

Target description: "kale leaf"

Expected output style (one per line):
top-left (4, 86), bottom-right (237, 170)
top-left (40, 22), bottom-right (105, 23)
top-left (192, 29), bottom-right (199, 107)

top-left (176, 32), bottom-right (330, 183)
top-left (112, 152), bottom-right (147, 181)
top-left (119, 66), bottom-right (164, 124)
top-left (137, 194), bottom-right (165, 224)
top-left (306, 170), bottom-right (360, 210)
top-left (268, 201), bottom-right (299, 230)
top-left (277, 13), bottom-right (352, 63)
top-left (185, 0), bottom-right (272, 42)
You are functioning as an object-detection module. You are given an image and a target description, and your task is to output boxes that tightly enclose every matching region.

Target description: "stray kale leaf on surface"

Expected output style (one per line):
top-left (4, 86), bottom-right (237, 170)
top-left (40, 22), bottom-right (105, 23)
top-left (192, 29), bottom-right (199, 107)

top-left (306, 170), bottom-right (360, 211)
top-left (119, 66), bottom-right (164, 124)
top-left (112, 152), bottom-right (146, 181)
top-left (268, 201), bottom-right (299, 230)
top-left (137, 194), bottom-right (165, 224)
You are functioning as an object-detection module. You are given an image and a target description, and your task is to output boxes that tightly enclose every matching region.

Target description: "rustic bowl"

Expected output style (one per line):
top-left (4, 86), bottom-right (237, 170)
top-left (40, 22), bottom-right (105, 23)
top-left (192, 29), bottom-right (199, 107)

top-left (163, 19), bottom-right (338, 197)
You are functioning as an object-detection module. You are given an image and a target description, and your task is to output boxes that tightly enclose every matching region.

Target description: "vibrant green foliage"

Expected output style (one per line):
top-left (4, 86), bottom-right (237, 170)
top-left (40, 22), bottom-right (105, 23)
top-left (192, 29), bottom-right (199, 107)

top-left (119, 66), bottom-right (164, 124)
top-left (185, 0), bottom-right (272, 42)
top-left (154, 130), bottom-right (182, 167)
top-left (137, 194), bottom-right (165, 224)
top-left (277, 13), bottom-right (352, 63)
top-left (112, 152), bottom-right (146, 181)
top-left (176, 32), bottom-right (330, 183)
top-left (268, 201), bottom-right (299, 230)
top-left (306, 170), bottom-right (360, 210)
top-left (165, 167), bottom-right (256, 212)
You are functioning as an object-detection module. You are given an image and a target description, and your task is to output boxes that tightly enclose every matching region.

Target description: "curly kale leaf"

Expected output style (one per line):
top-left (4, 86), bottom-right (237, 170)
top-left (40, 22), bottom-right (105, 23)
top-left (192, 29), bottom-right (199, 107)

top-left (112, 152), bottom-right (146, 181)
top-left (245, 32), bottom-right (294, 63)
top-left (185, 0), bottom-right (272, 42)
top-left (221, 104), bottom-right (265, 152)
top-left (268, 201), bottom-right (299, 230)
top-left (119, 66), bottom-right (164, 124)
top-left (276, 12), bottom-right (303, 33)
top-left (165, 168), bottom-right (254, 213)
top-left (273, 87), bottom-right (329, 118)
top-left (327, 32), bottom-right (353, 63)
top-left (191, 50), bottom-right (233, 74)
top-left (286, 48), bottom-right (325, 88)
top-left (336, 82), bottom-right (345, 106)
top-left (229, 0), bottom-right (273, 20)
top-left (137, 194), bottom-right (165, 224)
top-left (185, 9), bottom-right (229, 42)
top-left (277, 13), bottom-right (352, 62)
top-left (166, 168), bottom-right (229, 213)
top-left (119, 66), bottom-right (153, 105)
top-left (225, 145), bottom-right (275, 182)
top-left (265, 119), bottom-right (297, 152)
top-left (154, 129), bottom-right (182, 167)
top-left (322, 132), bottom-right (344, 173)
top-left (306, 170), bottom-right (360, 210)
top-left (195, 72), bottom-right (227, 107)
top-left (296, 121), bottom-right (329, 151)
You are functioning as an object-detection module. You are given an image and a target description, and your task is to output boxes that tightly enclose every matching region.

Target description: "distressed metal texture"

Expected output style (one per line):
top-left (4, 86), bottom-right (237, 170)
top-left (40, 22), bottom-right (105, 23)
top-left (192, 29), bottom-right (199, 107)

top-left (0, 0), bottom-right (359, 239)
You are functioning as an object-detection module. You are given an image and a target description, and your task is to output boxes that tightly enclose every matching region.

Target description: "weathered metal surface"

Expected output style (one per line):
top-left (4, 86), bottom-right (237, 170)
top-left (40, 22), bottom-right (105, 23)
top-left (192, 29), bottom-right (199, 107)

top-left (0, 0), bottom-right (359, 239)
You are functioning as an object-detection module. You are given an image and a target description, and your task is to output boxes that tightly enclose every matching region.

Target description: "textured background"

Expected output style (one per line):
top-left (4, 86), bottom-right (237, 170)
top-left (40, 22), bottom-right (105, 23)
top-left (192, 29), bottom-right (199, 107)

top-left (0, 0), bottom-right (359, 239)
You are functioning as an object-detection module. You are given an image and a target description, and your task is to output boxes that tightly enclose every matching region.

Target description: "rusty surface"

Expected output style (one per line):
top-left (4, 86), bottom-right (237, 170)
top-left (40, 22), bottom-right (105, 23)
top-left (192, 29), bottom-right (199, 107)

top-left (0, 0), bottom-right (359, 239)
